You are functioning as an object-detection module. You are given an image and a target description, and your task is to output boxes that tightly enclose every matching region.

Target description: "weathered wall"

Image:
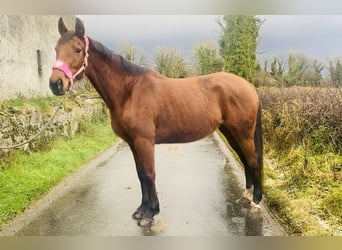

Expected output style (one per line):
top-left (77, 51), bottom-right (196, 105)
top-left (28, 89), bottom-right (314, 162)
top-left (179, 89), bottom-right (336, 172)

top-left (0, 15), bottom-right (75, 100)
top-left (0, 98), bottom-right (106, 152)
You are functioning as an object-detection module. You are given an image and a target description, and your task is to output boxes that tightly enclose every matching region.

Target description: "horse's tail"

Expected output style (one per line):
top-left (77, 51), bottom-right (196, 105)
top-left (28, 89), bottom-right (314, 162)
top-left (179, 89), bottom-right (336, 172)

top-left (254, 101), bottom-right (263, 184)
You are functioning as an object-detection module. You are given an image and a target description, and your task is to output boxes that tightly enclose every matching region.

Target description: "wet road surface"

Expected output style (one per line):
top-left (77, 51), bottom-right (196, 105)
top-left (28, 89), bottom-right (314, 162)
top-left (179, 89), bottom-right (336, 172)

top-left (1, 135), bottom-right (285, 236)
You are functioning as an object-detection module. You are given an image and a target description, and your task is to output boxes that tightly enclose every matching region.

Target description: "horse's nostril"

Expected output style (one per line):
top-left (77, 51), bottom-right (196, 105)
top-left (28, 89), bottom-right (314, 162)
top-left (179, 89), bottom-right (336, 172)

top-left (49, 79), bottom-right (64, 95)
top-left (57, 79), bottom-right (63, 90)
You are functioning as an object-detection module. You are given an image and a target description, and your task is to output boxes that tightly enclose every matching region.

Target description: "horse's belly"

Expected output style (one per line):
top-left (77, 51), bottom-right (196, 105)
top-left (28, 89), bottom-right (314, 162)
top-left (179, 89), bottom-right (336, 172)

top-left (155, 116), bottom-right (220, 144)
top-left (154, 87), bottom-right (223, 144)
top-left (155, 131), bottom-right (211, 144)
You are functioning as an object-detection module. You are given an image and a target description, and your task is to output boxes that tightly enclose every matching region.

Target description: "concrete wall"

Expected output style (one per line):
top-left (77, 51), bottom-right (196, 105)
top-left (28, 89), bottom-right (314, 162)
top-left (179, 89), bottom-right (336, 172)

top-left (0, 15), bottom-right (75, 100)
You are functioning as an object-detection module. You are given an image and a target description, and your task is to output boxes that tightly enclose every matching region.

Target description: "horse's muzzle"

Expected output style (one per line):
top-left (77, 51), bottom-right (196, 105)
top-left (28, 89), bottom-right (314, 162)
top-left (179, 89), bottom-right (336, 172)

top-left (49, 79), bottom-right (65, 96)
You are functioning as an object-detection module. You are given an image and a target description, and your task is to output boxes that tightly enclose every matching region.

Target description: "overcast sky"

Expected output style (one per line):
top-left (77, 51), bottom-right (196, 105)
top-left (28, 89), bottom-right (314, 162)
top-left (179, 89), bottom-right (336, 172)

top-left (78, 15), bottom-right (342, 64)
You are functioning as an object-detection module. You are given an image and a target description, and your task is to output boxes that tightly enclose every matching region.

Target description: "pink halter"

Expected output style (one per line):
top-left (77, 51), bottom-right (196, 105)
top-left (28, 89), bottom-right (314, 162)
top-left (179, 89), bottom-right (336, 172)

top-left (52, 35), bottom-right (89, 90)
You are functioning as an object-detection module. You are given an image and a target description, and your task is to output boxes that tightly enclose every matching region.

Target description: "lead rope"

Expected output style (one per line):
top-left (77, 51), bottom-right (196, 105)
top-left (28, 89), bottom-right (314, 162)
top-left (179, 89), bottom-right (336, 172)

top-left (0, 103), bottom-right (63, 150)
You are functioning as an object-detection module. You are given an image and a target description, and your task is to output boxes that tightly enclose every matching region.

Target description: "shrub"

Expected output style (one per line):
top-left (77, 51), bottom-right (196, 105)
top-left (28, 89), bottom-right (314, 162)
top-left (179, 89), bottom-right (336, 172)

top-left (258, 86), bottom-right (342, 154)
top-left (258, 86), bottom-right (342, 235)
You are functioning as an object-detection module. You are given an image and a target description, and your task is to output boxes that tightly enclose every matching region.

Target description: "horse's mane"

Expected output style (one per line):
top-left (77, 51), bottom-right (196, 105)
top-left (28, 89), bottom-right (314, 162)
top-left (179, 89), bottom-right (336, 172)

top-left (89, 38), bottom-right (147, 75)
top-left (119, 55), bottom-right (147, 75)
top-left (89, 37), bottom-right (113, 61)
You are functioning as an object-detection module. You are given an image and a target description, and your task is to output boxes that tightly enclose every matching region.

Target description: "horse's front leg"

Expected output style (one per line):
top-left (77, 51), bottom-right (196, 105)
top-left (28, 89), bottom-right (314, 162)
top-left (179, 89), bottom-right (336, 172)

top-left (129, 137), bottom-right (159, 227)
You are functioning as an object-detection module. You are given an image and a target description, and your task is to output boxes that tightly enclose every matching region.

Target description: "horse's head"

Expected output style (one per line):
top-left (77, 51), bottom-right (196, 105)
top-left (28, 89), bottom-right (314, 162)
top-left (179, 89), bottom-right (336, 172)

top-left (49, 17), bottom-right (89, 96)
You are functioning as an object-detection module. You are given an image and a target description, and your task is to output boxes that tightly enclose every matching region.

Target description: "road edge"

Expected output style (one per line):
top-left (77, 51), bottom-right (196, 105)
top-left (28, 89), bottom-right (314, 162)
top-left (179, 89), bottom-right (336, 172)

top-left (212, 132), bottom-right (287, 236)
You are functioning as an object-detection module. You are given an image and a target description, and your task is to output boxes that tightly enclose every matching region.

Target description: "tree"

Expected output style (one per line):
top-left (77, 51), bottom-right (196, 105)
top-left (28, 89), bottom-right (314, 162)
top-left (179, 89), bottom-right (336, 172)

top-left (192, 42), bottom-right (224, 75)
top-left (285, 52), bottom-right (310, 86)
top-left (218, 15), bottom-right (261, 82)
top-left (154, 48), bottom-right (189, 78)
top-left (309, 59), bottom-right (324, 86)
top-left (328, 59), bottom-right (342, 87)
top-left (270, 57), bottom-right (286, 83)
top-left (284, 52), bottom-right (323, 87)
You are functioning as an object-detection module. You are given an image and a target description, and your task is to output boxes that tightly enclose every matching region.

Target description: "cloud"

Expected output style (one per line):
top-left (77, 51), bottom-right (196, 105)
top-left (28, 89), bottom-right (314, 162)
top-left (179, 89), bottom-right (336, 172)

top-left (78, 15), bottom-right (342, 63)
top-left (79, 15), bottom-right (220, 48)
top-left (258, 15), bottom-right (342, 59)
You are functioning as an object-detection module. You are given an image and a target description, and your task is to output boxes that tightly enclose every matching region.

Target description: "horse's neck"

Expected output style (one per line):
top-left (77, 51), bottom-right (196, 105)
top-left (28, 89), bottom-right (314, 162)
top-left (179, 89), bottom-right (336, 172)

top-left (85, 51), bottom-right (125, 112)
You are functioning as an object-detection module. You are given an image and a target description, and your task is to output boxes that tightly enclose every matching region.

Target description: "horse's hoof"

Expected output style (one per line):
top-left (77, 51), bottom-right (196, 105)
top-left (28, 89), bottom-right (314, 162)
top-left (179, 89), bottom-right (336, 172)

top-left (132, 210), bottom-right (144, 220)
top-left (238, 188), bottom-right (253, 207)
top-left (250, 201), bottom-right (261, 212)
top-left (138, 218), bottom-right (154, 227)
top-left (238, 196), bottom-right (251, 203)
top-left (238, 196), bottom-right (251, 207)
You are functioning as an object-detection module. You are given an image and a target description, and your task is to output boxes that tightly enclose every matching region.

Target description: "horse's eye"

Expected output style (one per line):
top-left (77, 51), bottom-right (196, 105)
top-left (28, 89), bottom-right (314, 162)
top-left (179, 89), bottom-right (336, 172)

top-left (75, 48), bottom-right (82, 53)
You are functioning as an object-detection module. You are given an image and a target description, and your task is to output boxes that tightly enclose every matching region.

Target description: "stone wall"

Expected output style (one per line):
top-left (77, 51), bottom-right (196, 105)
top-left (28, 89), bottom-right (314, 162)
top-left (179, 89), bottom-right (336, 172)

top-left (0, 15), bottom-right (75, 100)
top-left (0, 98), bottom-right (106, 153)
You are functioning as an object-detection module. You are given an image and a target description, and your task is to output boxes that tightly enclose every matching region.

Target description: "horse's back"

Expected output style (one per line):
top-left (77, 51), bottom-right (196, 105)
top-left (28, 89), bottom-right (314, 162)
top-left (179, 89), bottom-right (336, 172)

top-left (164, 71), bottom-right (258, 102)
top-left (201, 72), bottom-right (257, 97)
top-left (145, 71), bottom-right (258, 143)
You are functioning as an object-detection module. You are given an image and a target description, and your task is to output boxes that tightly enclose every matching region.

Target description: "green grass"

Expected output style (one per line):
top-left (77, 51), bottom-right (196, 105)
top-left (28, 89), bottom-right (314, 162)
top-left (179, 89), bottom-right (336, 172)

top-left (0, 119), bottom-right (116, 226)
top-left (257, 87), bottom-right (342, 235)
top-left (217, 129), bottom-right (342, 235)
top-left (263, 146), bottom-right (342, 235)
top-left (1, 95), bottom-right (62, 115)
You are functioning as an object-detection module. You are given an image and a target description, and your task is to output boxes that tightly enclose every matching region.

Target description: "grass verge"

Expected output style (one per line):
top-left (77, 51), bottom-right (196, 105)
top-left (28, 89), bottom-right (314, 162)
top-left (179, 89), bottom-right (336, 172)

top-left (217, 129), bottom-right (342, 235)
top-left (0, 119), bottom-right (116, 226)
top-left (263, 149), bottom-right (342, 235)
top-left (258, 87), bottom-right (342, 235)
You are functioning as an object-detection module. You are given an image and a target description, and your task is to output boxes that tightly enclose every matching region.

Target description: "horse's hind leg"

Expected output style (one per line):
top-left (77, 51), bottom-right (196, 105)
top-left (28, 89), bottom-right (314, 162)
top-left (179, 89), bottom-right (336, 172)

top-left (129, 137), bottom-right (160, 226)
top-left (219, 127), bottom-right (253, 202)
top-left (237, 135), bottom-right (262, 208)
top-left (219, 126), bottom-right (262, 208)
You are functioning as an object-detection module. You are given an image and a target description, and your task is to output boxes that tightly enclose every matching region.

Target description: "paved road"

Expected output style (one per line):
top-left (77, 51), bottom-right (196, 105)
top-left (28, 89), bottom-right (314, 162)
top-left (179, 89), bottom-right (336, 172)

top-left (1, 135), bottom-right (285, 236)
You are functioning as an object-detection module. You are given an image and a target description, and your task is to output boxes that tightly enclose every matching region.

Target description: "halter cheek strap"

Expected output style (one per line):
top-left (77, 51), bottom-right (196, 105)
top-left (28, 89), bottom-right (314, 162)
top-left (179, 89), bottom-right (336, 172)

top-left (52, 35), bottom-right (89, 90)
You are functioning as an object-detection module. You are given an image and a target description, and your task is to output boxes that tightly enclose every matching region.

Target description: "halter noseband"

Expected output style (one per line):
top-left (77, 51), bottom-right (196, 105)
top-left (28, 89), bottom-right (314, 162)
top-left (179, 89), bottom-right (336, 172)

top-left (52, 35), bottom-right (89, 91)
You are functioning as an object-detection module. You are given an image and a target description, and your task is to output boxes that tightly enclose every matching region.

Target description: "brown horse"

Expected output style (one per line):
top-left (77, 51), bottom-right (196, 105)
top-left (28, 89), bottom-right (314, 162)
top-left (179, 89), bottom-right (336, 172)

top-left (49, 17), bottom-right (263, 227)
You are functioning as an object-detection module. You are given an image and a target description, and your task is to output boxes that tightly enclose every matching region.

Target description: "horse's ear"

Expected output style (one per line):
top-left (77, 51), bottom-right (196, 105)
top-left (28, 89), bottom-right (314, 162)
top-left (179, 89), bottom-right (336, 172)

top-left (75, 17), bottom-right (85, 38)
top-left (58, 17), bottom-right (68, 36)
